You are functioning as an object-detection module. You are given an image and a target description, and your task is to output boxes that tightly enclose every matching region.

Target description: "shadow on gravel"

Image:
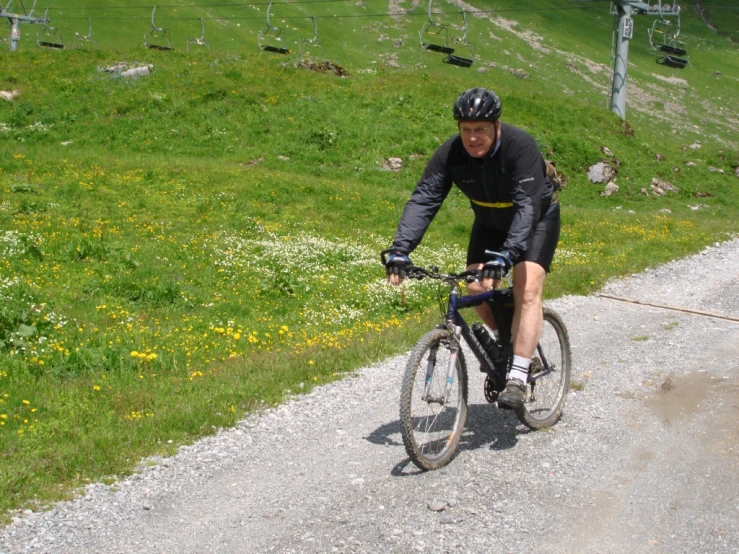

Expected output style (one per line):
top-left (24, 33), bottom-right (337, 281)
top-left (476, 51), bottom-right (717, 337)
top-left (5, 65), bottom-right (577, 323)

top-left (366, 403), bottom-right (531, 476)
top-left (461, 403), bottom-right (532, 453)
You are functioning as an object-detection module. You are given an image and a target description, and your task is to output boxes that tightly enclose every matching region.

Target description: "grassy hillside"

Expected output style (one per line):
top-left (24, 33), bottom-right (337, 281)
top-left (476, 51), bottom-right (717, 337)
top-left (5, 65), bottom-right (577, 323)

top-left (0, 0), bottom-right (737, 520)
top-left (11, 0), bottom-right (738, 136)
top-left (696, 0), bottom-right (739, 43)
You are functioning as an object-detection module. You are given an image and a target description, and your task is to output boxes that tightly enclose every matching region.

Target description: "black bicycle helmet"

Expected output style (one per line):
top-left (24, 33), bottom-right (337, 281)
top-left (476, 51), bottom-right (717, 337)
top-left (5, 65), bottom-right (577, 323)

top-left (453, 88), bottom-right (502, 122)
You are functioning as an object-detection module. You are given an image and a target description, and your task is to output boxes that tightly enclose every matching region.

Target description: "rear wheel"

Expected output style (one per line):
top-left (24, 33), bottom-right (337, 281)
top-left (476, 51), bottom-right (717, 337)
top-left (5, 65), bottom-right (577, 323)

top-left (515, 308), bottom-right (571, 430)
top-left (399, 328), bottom-right (468, 471)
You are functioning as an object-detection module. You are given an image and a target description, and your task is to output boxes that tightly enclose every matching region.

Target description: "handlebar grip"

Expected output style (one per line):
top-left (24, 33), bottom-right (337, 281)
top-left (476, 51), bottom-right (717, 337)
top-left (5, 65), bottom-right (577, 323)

top-left (484, 250), bottom-right (505, 260)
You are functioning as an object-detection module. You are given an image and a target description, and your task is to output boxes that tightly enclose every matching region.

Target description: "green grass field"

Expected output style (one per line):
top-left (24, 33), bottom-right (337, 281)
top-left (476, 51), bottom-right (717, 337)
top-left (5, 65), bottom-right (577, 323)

top-left (1, 0), bottom-right (737, 520)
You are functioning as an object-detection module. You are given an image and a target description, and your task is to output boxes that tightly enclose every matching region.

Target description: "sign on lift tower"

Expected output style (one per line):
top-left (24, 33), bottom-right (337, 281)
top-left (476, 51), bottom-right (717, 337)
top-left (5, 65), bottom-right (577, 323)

top-left (609, 1), bottom-right (685, 119)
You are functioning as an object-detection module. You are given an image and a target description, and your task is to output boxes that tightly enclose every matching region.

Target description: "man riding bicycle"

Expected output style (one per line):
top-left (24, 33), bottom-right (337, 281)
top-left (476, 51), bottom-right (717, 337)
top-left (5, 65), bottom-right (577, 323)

top-left (385, 87), bottom-right (560, 409)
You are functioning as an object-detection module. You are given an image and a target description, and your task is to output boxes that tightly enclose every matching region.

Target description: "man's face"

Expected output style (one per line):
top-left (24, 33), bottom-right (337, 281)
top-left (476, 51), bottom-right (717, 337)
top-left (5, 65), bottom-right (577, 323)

top-left (458, 120), bottom-right (498, 158)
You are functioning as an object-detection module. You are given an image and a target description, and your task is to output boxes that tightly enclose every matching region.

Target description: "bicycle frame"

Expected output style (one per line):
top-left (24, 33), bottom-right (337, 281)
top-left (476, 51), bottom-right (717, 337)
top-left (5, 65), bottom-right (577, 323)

top-left (442, 281), bottom-right (555, 390)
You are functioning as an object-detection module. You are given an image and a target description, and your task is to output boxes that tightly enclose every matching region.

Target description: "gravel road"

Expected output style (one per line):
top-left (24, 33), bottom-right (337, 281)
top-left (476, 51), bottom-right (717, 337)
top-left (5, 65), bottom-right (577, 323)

top-left (2, 239), bottom-right (738, 554)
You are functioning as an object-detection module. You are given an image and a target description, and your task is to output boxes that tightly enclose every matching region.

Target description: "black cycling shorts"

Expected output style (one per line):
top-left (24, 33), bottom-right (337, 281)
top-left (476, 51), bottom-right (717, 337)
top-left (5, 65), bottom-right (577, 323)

top-left (466, 200), bottom-right (560, 272)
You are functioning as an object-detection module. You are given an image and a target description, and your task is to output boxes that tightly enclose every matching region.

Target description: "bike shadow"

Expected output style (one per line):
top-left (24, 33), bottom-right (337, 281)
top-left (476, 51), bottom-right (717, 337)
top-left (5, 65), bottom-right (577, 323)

top-left (365, 402), bottom-right (531, 476)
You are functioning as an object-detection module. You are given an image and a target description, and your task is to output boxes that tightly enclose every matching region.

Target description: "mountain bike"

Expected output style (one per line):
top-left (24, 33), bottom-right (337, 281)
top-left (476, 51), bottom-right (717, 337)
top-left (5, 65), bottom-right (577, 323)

top-left (383, 253), bottom-right (571, 471)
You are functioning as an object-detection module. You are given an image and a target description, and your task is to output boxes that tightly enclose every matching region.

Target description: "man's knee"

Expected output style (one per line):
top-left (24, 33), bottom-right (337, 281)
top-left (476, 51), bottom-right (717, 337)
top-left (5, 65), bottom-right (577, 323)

top-left (513, 262), bottom-right (546, 307)
top-left (517, 286), bottom-right (543, 309)
top-left (467, 280), bottom-right (485, 295)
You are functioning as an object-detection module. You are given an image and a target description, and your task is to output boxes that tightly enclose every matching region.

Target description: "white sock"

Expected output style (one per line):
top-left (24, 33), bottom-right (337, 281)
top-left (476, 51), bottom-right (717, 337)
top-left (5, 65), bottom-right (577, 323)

top-left (508, 355), bottom-right (531, 383)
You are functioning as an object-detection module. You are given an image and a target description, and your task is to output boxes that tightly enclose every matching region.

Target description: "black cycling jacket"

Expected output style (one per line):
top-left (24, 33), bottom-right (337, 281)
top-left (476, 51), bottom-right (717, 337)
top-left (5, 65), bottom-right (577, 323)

top-left (391, 123), bottom-right (555, 265)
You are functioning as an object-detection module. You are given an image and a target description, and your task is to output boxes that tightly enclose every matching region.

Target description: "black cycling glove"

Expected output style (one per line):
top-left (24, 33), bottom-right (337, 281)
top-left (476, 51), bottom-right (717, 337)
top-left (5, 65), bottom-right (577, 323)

top-left (481, 251), bottom-right (513, 280)
top-left (385, 253), bottom-right (412, 279)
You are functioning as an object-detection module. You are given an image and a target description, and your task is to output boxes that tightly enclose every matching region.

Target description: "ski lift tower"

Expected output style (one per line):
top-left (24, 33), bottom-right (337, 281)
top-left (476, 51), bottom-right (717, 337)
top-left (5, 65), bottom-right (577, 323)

top-left (1, 0), bottom-right (47, 51)
top-left (609, 1), bottom-right (681, 119)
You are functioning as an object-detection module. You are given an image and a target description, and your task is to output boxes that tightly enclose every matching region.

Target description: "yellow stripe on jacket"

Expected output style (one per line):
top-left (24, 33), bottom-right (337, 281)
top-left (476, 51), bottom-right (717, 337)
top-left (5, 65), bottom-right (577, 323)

top-left (470, 199), bottom-right (514, 208)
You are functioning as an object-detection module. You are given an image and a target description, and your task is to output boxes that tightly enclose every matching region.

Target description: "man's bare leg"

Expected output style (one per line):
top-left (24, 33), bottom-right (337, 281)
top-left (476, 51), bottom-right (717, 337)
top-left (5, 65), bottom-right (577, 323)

top-left (511, 261), bottom-right (546, 358)
top-left (498, 261), bottom-right (547, 408)
top-left (466, 263), bottom-right (498, 330)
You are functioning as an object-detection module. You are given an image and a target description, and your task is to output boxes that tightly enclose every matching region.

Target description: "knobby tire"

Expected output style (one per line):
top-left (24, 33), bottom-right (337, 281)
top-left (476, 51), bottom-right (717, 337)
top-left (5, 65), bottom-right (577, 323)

top-left (399, 328), bottom-right (468, 471)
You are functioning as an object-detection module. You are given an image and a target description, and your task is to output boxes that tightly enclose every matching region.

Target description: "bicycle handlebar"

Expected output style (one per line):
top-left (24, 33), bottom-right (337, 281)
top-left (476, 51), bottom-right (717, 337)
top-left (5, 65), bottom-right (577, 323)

top-left (405, 265), bottom-right (480, 283)
top-left (381, 249), bottom-right (509, 284)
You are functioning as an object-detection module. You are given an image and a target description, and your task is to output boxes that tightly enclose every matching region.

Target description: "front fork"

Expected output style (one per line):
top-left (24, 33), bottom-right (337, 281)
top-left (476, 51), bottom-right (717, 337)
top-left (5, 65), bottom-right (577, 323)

top-left (423, 324), bottom-right (462, 405)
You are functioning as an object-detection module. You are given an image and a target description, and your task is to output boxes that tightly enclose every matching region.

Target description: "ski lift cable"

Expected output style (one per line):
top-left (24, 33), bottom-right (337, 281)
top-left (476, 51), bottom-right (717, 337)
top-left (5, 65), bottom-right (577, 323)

top-left (28, 0), bottom-right (384, 9)
top-left (42, 6), bottom-right (609, 21)
top-left (37, 2), bottom-right (610, 14)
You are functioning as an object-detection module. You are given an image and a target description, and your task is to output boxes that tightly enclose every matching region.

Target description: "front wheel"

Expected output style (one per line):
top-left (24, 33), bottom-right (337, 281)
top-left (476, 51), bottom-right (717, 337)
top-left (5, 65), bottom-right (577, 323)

top-left (515, 308), bottom-right (571, 430)
top-left (399, 328), bottom-right (468, 471)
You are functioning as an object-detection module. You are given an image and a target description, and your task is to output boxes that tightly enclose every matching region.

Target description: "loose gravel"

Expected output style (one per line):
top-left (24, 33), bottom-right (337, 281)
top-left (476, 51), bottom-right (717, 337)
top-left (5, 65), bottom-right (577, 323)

top-left (2, 239), bottom-right (738, 554)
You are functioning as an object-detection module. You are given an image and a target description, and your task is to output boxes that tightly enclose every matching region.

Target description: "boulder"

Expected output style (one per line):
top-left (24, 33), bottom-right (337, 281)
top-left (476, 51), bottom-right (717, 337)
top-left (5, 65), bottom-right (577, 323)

top-left (587, 161), bottom-right (616, 184)
top-left (121, 66), bottom-right (152, 78)
top-left (600, 182), bottom-right (619, 197)
top-left (0, 90), bottom-right (21, 101)
top-left (382, 157), bottom-right (403, 172)
top-left (100, 63), bottom-right (128, 73)
top-left (651, 178), bottom-right (679, 193)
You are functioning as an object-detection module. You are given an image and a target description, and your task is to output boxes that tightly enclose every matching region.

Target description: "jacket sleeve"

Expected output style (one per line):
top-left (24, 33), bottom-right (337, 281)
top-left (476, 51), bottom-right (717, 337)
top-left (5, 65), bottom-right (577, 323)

top-left (391, 144), bottom-right (453, 255)
top-left (502, 134), bottom-right (547, 264)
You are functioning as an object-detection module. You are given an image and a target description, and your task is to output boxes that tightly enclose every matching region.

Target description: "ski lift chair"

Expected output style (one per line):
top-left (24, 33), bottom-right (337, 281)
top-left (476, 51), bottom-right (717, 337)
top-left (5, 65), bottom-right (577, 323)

top-left (144, 6), bottom-right (173, 51)
top-left (299, 17), bottom-right (324, 58)
top-left (73, 18), bottom-right (96, 50)
top-left (258, 3), bottom-right (290, 54)
top-left (648, 17), bottom-right (688, 68)
top-left (657, 53), bottom-right (687, 68)
top-left (443, 11), bottom-right (474, 67)
top-left (37, 8), bottom-right (64, 49)
top-left (419, 0), bottom-right (454, 54)
top-left (187, 18), bottom-right (210, 53)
